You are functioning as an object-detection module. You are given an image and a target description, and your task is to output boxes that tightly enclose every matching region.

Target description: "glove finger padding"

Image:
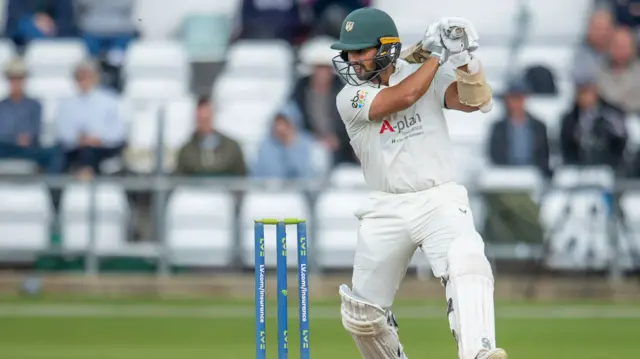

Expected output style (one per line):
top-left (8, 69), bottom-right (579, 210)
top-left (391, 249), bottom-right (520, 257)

top-left (401, 20), bottom-right (448, 64)
top-left (400, 41), bottom-right (432, 64)
top-left (455, 56), bottom-right (493, 109)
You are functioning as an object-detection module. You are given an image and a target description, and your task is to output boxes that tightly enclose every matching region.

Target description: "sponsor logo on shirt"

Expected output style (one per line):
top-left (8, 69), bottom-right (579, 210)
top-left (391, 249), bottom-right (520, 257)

top-left (351, 90), bottom-right (368, 109)
top-left (379, 113), bottom-right (425, 144)
top-left (379, 113), bottom-right (422, 134)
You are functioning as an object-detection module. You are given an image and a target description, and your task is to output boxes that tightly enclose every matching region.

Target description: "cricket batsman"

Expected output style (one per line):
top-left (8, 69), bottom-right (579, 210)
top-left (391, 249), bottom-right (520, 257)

top-left (330, 7), bottom-right (505, 359)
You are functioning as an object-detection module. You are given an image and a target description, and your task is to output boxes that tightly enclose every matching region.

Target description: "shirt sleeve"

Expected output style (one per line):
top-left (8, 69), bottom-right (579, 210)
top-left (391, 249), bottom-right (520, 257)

top-left (433, 63), bottom-right (457, 108)
top-left (336, 85), bottom-right (384, 129)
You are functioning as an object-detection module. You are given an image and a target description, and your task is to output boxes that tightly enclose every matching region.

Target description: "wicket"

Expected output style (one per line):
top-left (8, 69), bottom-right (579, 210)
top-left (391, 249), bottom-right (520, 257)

top-left (254, 218), bottom-right (310, 359)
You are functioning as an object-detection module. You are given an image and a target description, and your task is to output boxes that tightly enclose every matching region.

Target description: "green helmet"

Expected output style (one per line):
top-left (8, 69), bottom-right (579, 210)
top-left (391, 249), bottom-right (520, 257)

top-left (331, 8), bottom-right (402, 85)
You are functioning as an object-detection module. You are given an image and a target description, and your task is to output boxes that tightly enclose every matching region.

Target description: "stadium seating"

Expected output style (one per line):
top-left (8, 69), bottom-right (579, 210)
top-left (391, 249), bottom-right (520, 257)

top-left (515, 45), bottom-right (576, 85)
top-left (540, 166), bottom-right (615, 269)
top-left (123, 77), bottom-right (190, 101)
top-left (123, 40), bottom-right (190, 83)
top-left (525, 96), bottom-right (573, 139)
top-left (540, 189), bottom-right (611, 270)
top-left (0, 183), bottom-right (52, 252)
top-left (165, 187), bottom-right (235, 266)
top-left (297, 36), bottom-right (338, 75)
top-left (134, 0), bottom-right (241, 39)
top-left (0, 39), bottom-right (15, 66)
top-left (239, 191), bottom-right (310, 268)
top-left (26, 77), bottom-right (78, 146)
top-left (124, 96), bottom-right (195, 173)
top-left (24, 39), bottom-right (88, 77)
top-left (26, 76), bottom-right (77, 99)
top-left (315, 189), bottom-right (366, 268)
top-left (124, 103), bottom-right (162, 173)
top-left (525, 0), bottom-right (592, 44)
top-left (179, 13), bottom-right (233, 62)
top-left (329, 164), bottom-right (366, 188)
top-left (212, 74), bottom-right (292, 111)
top-left (223, 40), bottom-right (295, 79)
top-left (473, 45), bottom-right (511, 95)
top-left (59, 183), bottom-right (131, 254)
top-left (617, 192), bottom-right (640, 269)
top-left (478, 166), bottom-right (544, 194)
top-left (216, 101), bottom-right (279, 163)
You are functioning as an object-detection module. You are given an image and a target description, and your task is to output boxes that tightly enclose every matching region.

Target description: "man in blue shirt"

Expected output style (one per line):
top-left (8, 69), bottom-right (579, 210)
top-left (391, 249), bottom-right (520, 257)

top-left (55, 59), bottom-right (126, 178)
top-left (485, 76), bottom-right (550, 244)
top-left (0, 58), bottom-right (62, 173)
top-left (252, 101), bottom-right (316, 179)
top-left (488, 77), bottom-right (550, 174)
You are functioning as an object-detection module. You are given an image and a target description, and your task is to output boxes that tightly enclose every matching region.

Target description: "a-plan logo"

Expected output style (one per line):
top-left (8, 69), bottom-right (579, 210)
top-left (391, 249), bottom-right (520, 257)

top-left (379, 113), bottom-right (423, 134)
top-left (351, 90), bottom-right (367, 109)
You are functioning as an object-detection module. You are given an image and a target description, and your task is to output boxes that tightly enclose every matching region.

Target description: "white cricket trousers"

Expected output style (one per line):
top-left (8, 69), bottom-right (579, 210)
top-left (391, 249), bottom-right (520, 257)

top-left (351, 182), bottom-right (485, 308)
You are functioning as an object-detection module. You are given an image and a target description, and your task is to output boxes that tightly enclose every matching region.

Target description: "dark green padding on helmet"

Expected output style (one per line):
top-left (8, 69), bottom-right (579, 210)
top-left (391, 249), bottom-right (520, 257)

top-left (331, 7), bottom-right (400, 51)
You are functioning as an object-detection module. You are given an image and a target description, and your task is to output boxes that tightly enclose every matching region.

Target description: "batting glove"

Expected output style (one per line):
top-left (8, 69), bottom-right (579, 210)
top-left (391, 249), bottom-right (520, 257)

top-left (421, 21), bottom-right (448, 65)
top-left (438, 17), bottom-right (480, 54)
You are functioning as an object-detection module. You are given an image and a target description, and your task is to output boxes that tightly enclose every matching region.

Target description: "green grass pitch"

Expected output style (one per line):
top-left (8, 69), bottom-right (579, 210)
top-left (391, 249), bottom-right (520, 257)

top-left (0, 297), bottom-right (638, 358)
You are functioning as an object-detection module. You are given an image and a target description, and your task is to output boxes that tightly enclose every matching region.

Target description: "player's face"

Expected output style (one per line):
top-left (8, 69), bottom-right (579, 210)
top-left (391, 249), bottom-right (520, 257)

top-left (347, 47), bottom-right (379, 80)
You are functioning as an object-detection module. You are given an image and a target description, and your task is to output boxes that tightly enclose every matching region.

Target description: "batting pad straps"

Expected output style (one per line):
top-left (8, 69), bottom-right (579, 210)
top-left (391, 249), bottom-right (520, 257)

top-left (339, 285), bottom-right (408, 359)
top-left (455, 57), bottom-right (493, 110)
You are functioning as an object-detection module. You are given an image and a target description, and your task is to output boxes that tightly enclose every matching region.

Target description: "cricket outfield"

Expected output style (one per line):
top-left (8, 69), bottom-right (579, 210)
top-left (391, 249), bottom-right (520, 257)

top-left (0, 297), bottom-right (638, 359)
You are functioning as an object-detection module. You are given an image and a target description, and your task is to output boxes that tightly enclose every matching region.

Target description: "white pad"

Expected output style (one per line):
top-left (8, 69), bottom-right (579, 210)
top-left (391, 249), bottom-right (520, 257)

top-left (445, 236), bottom-right (496, 359)
top-left (339, 284), bottom-right (408, 359)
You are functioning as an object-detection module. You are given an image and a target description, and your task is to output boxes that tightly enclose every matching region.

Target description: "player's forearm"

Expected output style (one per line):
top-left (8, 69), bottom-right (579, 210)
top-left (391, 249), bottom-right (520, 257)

top-left (369, 57), bottom-right (440, 121)
top-left (445, 80), bottom-right (479, 112)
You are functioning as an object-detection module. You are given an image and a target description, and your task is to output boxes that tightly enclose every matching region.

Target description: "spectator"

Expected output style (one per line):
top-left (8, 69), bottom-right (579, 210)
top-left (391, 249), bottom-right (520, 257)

top-left (175, 97), bottom-right (246, 176)
top-left (484, 77), bottom-right (548, 244)
top-left (4, 0), bottom-right (75, 49)
top-left (236, 0), bottom-right (304, 44)
top-left (54, 60), bottom-right (125, 179)
top-left (488, 78), bottom-right (551, 175)
top-left (574, 8), bottom-right (614, 73)
top-left (293, 36), bottom-right (357, 165)
top-left (74, 0), bottom-right (137, 62)
top-left (611, 0), bottom-right (640, 28)
top-left (560, 68), bottom-right (627, 169)
top-left (308, 0), bottom-right (371, 39)
top-left (0, 58), bottom-right (61, 173)
top-left (596, 26), bottom-right (640, 112)
top-left (252, 102), bottom-right (316, 179)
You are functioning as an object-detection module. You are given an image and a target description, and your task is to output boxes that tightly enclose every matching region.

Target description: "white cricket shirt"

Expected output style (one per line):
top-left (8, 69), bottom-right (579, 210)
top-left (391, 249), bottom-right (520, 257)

top-left (336, 59), bottom-right (457, 193)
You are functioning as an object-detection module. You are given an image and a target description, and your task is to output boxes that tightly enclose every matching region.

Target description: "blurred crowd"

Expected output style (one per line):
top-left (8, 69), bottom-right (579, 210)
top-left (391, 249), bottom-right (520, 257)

top-left (484, 1), bottom-right (640, 243)
top-left (0, 0), bottom-right (639, 245)
top-left (0, 0), bottom-right (370, 181)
